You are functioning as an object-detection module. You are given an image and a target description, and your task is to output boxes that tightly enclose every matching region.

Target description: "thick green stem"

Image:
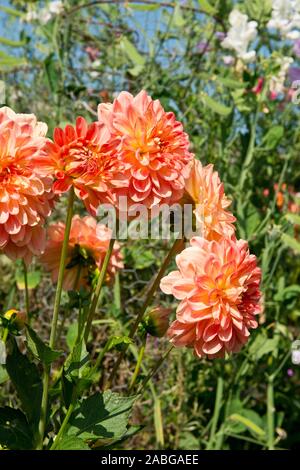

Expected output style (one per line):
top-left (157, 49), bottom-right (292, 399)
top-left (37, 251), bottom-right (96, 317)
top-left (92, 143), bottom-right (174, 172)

top-left (207, 377), bottom-right (224, 450)
top-left (106, 237), bottom-right (183, 389)
top-left (267, 376), bottom-right (275, 450)
top-left (238, 109), bottom-right (258, 192)
top-left (36, 188), bottom-right (75, 450)
top-left (84, 237), bottom-right (115, 343)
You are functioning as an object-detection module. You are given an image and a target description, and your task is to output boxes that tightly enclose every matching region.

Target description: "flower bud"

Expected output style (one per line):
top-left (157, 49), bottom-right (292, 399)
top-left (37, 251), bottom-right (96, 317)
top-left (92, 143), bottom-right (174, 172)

top-left (3, 309), bottom-right (27, 330)
top-left (143, 307), bottom-right (172, 338)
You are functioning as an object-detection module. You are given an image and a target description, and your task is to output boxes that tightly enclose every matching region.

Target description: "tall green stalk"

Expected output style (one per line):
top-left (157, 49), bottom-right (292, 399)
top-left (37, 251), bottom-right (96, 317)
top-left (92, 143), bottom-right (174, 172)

top-left (106, 237), bottom-right (183, 389)
top-left (36, 188), bottom-right (75, 450)
top-left (84, 237), bottom-right (115, 343)
top-left (207, 377), bottom-right (224, 450)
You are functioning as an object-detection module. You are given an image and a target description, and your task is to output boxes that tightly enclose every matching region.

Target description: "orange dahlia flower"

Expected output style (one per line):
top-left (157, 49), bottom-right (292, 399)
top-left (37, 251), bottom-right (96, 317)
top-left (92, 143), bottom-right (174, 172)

top-left (34, 117), bottom-right (128, 215)
top-left (98, 90), bottom-right (194, 212)
top-left (160, 236), bottom-right (262, 359)
top-left (41, 215), bottom-right (123, 291)
top-left (184, 160), bottom-right (236, 241)
top-left (0, 106), bottom-right (55, 264)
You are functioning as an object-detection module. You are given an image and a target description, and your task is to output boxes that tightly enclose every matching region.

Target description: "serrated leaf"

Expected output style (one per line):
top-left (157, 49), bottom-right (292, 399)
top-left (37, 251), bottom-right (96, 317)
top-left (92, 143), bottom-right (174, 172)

top-left (55, 435), bottom-right (90, 450)
top-left (64, 340), bottom-right (90, 380)
top-left (282, 233), bottom-right (300, 254)
top-left (201, 92), bottom-right (232, 116)
top-left (198, 0), bottom-right (217, 15)
top-left (6, 340), bottom-right (42, 425)
top-left (68, 391), bottom-right (137, 441)
top-left (0, 407), bottom-right (33, 450)
top-left (26, 326), bottom-right (62, 365)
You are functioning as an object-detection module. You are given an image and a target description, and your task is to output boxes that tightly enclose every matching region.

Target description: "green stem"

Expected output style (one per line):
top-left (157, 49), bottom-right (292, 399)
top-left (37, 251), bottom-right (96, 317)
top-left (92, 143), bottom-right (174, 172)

top-left (106, 237), bottom-right (183, 389)
top-left (137, 344), bottom-right (174, 395)
top-left (267, 376), bottom-right (275, 450)
top-left (50, 402), bottom-right (75, 450)
top-left (129, 336), bottom-right (147, 391)
top-left (36, 188), bottom-right (75, 450)
top-left (207, 377), bottom-right (224, 450)
top-left (23, 260), bottom-right (30, 323)
top-left (84, 237), bottom-right (115, 343)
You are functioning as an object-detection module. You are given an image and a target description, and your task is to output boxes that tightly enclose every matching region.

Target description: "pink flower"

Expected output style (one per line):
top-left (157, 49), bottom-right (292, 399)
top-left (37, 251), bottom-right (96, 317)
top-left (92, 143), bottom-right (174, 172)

top-left (252, 77), bottom-right (264, 94)
top-left (33, 117), bottom-right (128, 215)
top-left (184, 160), bottom-right (236, 241)
top-left (160, 236), bottom-right (262, 359)
top-left (0, 106), bottom-right (55, 264)
top-left (98, 90), bottom-right (194, 213)
top-left (41, 215), bottom-right (123, 290)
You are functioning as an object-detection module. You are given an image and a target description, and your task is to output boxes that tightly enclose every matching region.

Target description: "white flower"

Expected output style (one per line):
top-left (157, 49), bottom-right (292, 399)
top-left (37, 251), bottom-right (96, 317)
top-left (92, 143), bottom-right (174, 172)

top-left (24, 10), bottom-right (39, 22)
top-left (269, 56), bottom-right (294, 95)
top-left (221, 10), bottom-right (257, 63)
top-left (292, 349), bottom-right (300, 365)
top-left (268, 0), bottom-right (300, 39)
top-left (49, 1), bottom-right (64, 15)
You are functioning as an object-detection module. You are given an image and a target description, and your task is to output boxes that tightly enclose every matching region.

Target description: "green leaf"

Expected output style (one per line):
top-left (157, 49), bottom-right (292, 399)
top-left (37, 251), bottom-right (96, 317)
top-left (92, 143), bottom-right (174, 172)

top-left (173, 4), bottom-right (185, 27)
top-left (0, 6), bottom-right (23, 17)
top-left (198, 0), bottom-right (217, 15)
top-left (249, 333), bottom-right (279, 360)
top-left (281, 233), bottom-right (300, 254)
top-left (119, 37), bottom-right (145, 67)
top-left (44, 53), bottom-right (60, 95)
top-left (286, 213), bottom-right (300, 226)
top-left (68, 391), bottom-right (136, 441)
top-left (64, 340), bottom-right (90, 381)
top-left (0, 36), bottom-right (26, 47)
top-left (55, 435), bottom-right (90, 450)
top-left (0, 365), bottom-right (8, 385)
top-left (218, 77), bottom-right (247, 89)
top-left (16, 270), bottom-right (41, 290)
top-left (107, 336), bottom-right (133, 352)
top-left (26, 326), bottom-right (62, 365)
top-left (262, 125), bottom-right (284, 149)
top-left (0, 407), bottom-right (33, 450)
top-left (201, 92), bottom-right (232, 116)
top-left (5, 340), bottom-right (42, 425)
top-left (228, 413), bottom-right (266, 437)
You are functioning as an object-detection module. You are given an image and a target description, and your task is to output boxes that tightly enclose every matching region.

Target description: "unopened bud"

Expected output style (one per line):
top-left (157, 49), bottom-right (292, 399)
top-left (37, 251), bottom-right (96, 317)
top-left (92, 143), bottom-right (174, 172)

top-left (143, 307), bottom-right (172, 338)
top-left (3, 309), bottom-right (27, 330)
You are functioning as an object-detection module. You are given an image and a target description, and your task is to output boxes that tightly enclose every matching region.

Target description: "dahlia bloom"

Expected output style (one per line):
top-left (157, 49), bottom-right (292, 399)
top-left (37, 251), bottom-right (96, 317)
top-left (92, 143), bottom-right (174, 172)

top-left (34, 117), bottom-right (128, 215)
top-left (98, 90), bottom-right (194, 213)
top-left (160, 237), bottom-right (262, 359)
top-left (0, 106), bottom-right (55, 264)
top-left (41, 215), bottom-right (123, 290)
top-left (184, 160), bottom-right (236, 241)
